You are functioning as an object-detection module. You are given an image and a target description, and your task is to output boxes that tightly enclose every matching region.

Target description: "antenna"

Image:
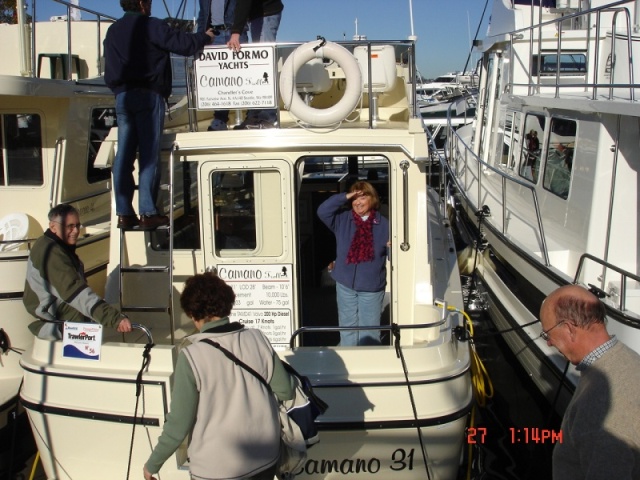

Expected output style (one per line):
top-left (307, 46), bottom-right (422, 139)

top-left (408, 0), bottom-right (417, 41)
top-left (353, 17), bottom-right (366, 40)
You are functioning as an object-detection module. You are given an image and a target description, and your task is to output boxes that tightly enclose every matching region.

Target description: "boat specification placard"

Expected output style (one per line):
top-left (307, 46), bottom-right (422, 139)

top-left (217, 264), bottom-right (292, 349)
top-left (194, 45), bottom-right (277, 110)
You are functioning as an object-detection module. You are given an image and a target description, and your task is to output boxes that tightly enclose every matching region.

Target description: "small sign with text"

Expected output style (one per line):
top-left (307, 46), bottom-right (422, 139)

top-left (194, 45), bottom-right (277, 110)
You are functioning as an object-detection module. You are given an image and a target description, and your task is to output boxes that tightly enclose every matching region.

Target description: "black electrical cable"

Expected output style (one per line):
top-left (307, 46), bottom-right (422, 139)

top-left (391, 324), bottom-right (433, 480)
top-left (126, 342), bottom-right (155, 480)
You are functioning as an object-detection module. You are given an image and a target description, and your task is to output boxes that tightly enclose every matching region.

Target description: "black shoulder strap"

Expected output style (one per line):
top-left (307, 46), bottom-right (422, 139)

top-left (200, 338), bottom-right (273, 393)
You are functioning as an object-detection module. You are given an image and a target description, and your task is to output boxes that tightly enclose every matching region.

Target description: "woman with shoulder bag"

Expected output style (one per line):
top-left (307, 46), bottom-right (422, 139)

top-left (143, 272), bottom-right (294, 480)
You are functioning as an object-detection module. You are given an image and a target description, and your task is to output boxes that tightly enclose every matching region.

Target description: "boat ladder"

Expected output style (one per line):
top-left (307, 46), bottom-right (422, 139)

top-left (117, 150), bottom-right (176, 342)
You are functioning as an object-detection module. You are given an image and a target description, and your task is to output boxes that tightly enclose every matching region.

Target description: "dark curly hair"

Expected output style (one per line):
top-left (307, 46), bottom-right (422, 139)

top-left (180, 272), bottom-right (236, 320)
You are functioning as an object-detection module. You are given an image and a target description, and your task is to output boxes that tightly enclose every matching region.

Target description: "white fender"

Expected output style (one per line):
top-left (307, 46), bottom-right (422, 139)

top-left (280, 40), bottom-right (362, 127)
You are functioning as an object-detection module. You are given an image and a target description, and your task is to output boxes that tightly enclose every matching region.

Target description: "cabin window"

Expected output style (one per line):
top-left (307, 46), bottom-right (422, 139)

top-left (0, 114), bottom-right (44, 186)
top-left (531, 53), bottom-right (587, 76)
top-left (519, 114), bottom-right (545, 183)
top-left (296, 155), bottom-right (390, 346)
top-left (87, 107), bottom-right (116, 183)
top-left (543, 118), bottom-right (575, 199)
top-left (212, 171), bottom-right (258, 253)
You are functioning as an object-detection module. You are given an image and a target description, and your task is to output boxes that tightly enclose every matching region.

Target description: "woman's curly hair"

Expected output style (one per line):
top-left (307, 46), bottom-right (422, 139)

top-left (180, 272), bottom-right (236, 320)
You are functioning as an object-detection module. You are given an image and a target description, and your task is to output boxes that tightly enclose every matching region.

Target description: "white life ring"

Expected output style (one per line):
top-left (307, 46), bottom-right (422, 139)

top-left (280, 40), bottom-right (362, 127)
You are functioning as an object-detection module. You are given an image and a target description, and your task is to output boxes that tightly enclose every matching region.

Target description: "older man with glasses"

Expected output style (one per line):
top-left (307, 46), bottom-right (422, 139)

top-left (539, 284), bottom-right (640, 480)
top-left (23, 204), bottom-right (132, 340)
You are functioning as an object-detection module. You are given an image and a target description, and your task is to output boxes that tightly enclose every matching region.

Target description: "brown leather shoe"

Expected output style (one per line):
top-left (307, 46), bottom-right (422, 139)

top-left (139, 214), bottom-right (169, 230)
top-left (117, 215), bottom-right (139, 229)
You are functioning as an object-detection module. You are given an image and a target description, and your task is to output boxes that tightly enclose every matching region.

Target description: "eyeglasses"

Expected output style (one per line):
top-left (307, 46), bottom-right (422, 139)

top-left (540, 321), bottom-right (566, 341)
top-left (53, 221), bottom-right (83, 231)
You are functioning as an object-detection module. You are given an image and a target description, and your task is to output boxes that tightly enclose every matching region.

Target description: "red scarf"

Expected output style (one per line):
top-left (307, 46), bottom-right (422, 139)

top-left (346, 210), bottom-right (376, 264)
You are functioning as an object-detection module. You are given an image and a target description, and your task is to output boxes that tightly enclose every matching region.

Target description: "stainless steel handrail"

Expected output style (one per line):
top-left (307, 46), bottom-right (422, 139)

top-left (289, 317), bottom-right (452, 348)
top-left (400, 159), bottom-right (411, 251)
top-left (49, 136), bottom-right (64, 208)
top-left (506, 1), bottom-right (636, 101)
top-left (31, 0), bottom-right (116, 79)
top-left (444, 104), bottom-right (550, 265)
top-left (185, 39), bottom-right (420, 131)
top-left (574, 253), bottom-right (640, 313)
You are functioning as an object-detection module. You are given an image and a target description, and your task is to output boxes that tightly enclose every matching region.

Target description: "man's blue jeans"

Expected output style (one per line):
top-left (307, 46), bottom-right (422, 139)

top-left (113, 89), bottom-right (165, 216)
top-left (246, 12), bottom-right (282, 123)
top-left (336, 282), bottom-right (384, 346)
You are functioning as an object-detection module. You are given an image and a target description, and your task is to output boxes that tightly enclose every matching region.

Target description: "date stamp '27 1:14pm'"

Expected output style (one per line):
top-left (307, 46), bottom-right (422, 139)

top-left (466, 427), bottom-right (563, 444)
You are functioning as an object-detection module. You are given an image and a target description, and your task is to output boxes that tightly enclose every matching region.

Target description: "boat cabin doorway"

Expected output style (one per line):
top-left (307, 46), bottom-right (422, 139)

top-left (295, 155), bottom-right (391, 347)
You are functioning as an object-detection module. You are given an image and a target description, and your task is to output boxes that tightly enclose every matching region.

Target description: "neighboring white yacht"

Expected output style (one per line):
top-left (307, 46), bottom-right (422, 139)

top-left (446, 0), bottom-right (640, 415)
top-left (20, 37), bottom-right (472, 479)
top-left (0, 0), bottom-right (116, 449)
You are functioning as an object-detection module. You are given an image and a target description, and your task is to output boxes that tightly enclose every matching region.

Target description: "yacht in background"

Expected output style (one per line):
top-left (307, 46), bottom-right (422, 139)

top-left (0, 0), bottom-right (117, 458)
top-left (445, 0), bottom-right (640, 415)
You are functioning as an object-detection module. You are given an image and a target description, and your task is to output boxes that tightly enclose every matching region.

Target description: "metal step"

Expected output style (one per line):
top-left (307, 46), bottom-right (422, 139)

top-left (121, 306), bottom-right (169, 313)
top-left (121, 266), bottom-right (170, 273)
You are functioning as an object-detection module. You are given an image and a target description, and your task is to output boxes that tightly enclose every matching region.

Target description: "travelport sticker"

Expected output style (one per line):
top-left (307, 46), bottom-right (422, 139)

top-left (217, 264), bottom-right (292, 349)
top-left (62, 322), bottom-right (102, 360)
top-left (195, 45), bottom-right (277, 110)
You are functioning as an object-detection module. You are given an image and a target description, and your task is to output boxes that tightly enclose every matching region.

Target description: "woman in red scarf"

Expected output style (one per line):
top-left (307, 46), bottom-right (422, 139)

top-left (317, 181), bottom-right (389, 346)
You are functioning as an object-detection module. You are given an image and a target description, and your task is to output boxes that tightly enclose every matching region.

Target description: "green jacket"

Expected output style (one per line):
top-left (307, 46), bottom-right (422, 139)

top-left (23, 230), bottom-right (121, 332)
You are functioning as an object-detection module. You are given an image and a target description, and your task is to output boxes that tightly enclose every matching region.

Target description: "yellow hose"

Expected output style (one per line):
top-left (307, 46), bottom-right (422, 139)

top-left (448, 305), bottom-right (494, 407)
top-left (446, 306), bottom-right (494, 480)
top-left (29, 451), bottom-right (40, 480)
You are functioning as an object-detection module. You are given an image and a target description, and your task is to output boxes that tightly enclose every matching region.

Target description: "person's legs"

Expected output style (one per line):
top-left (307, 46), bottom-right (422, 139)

top-left (135, 90), bottom-right (165, 216)
top-left (113, 91), bottom-right (138, 216)
top-left (336, 282), bottom-right (358, 346)
top-left (249, 12), bottom-right (281, 42)
top-left (240, 13), bottom-right (281, 126)
top-left (356, 290), bottom-right (384, 345)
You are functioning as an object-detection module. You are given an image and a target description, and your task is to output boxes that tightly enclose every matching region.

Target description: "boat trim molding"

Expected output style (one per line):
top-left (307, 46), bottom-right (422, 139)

top-left (20, 398), bottom-right (160, 426)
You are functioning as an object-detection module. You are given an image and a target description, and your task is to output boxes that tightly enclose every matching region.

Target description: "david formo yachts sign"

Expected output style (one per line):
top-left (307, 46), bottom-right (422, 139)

top-left (195, 45), bottom-right (277, 110)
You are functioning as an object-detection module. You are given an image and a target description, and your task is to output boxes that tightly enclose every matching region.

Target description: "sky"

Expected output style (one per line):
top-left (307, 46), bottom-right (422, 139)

top-left (34, 0), bottom-right (490, 78)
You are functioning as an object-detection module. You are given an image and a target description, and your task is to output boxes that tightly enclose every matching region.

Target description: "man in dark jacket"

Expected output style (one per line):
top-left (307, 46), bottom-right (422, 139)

top-left (104, 0), bottom-right (214, 230)
top-left (23, 204), bottom-right (132, 340)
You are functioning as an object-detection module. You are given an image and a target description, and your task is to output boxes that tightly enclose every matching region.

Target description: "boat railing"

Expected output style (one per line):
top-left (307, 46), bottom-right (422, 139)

top-left (508, 0), bottom-right (637, 101)
top-left (444, 103), bottom-right (551, 265)
top-left (0, 239), bottom-right (36, 252)
top-left (184, 39), bottom-right (420, 131)
top-left (289, 316), bottom-right (454, 348)
top-left (574, 253), bottom-right (640, 317)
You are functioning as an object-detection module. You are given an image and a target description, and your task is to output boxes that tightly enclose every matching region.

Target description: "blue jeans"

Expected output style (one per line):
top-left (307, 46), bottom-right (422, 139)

top-left (245, 12), bottom-right (282, 123)
top-left (336, 282), bottom-right (384, 346)
top-left (249, 12), bottom-right (281, 42)
top-left (211, 30), bottom-right (248, 124)
top-left (113, 89), bottom-right (165, 216)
